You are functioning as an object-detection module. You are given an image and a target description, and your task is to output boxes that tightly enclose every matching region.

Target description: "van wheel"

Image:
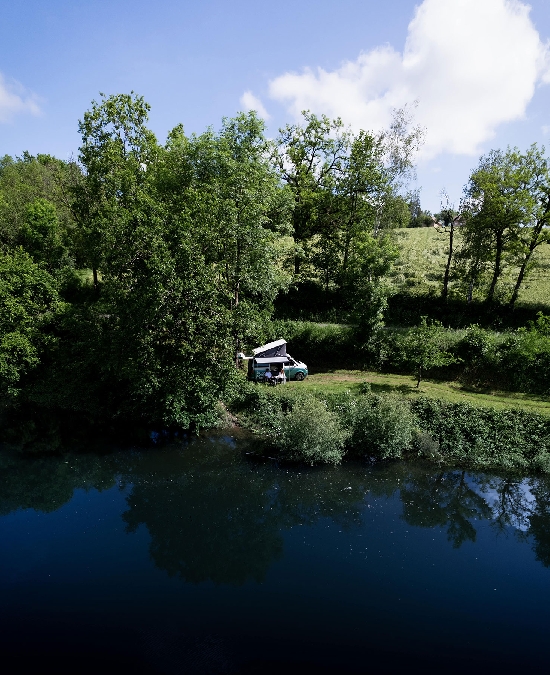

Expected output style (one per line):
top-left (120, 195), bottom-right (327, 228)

top-left (294, 372), bottom-right (304, 381)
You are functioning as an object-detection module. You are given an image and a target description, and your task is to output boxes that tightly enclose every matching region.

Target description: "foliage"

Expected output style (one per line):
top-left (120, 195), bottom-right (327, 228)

top-left (399, 317), bottom-right (457, 386)
top-left (347, 393), bottom-right (414, 459)
top-left (274, 395), bottom-right (349, 465)
top-left (19, 198), bottom-right (69, 271)
top-left (499, 324), bottom-right (550, 395)
top-left (0, 249), bottom-right (62, 400)
top-left (0, 152), bottom-right (76, 253)
top-left (455, 324), bottom-right (500, 387)
top-left (229, 382), bottom-right (550, 472)
top-left (410, 397), bottom-right (550, 471)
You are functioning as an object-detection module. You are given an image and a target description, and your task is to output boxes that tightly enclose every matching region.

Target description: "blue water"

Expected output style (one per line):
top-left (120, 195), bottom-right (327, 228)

top-left (1, 432), bottom-right (549, 674)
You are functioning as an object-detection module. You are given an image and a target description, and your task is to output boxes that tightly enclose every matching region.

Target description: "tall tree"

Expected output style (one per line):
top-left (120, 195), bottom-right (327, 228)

top-left (72, 92), bottom-right (158, 290)
top-left (275, 112), bottom-right (350, 275)
top-left (508, 145), bottom-right (550, 308)
top-left (434, 192), bottom-right (460, 302)
top-left (461, 147), bottom-right (538, 303)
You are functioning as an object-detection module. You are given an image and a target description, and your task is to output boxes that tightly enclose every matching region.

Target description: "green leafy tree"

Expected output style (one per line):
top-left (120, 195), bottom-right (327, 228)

top-left (275, 111), bottom-right (351, 276)
top-left (0, 249), bottom-right (61, 402)
top-left (70, 93), bottom-right (234, 427)
top-left (461, 147), bottom-right (539, 303)
top-left (72, 92), bottom-right (158, 289)
top-left (0, 152), bottom-right (76, 254)
top-left (507, 145), bottom-right (550, 308)
top-left (402, 317), bottom-right (457, 387)
top-left (19, 198), bottom-right (67, 271)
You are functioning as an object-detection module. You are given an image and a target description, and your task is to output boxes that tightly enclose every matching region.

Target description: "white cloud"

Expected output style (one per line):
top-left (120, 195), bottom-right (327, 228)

top-left (240, 90), bottom-right (270, 119)
top-left (543, 125), bottom-right (550, 136)
top-left (0, 71), bottom-right (41, 123)
top-left (268, 0), bottom-right (550, 159)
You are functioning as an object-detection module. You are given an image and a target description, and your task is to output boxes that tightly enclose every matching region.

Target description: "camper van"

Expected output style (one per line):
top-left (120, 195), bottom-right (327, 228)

top-left (246, 339), bottom-right (308, 382)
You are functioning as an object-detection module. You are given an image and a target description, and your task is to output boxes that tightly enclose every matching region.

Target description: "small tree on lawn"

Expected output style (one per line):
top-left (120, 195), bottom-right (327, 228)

top-left (403, 317), bottom-right (457, 388)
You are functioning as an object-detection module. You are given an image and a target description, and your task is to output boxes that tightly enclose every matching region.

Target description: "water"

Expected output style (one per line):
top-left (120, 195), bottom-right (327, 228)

top-left (1, 430), bottom-right (549, 674)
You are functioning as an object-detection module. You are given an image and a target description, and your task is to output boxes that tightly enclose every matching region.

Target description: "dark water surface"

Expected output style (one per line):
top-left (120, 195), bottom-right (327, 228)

top-left (1, 431), bottom-right (549, 674)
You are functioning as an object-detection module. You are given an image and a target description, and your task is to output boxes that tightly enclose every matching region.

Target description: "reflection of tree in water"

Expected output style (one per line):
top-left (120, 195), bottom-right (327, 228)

top-left (400, 469), bottom-right (493, 548)
top-left (0, 450), bottom-right (119, 515)
top-left (3, 434), bottom-right (550, 577)
top-left (121, 434), bottom-right (369, 585)
top-left (477, 476), bottom-right (533, 534)
top-left (526, 477), bottom-right (550, 568)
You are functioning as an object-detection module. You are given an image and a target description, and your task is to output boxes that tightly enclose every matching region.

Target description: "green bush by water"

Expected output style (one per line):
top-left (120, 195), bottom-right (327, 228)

top-left (229, 382), bottom-right (550, 472)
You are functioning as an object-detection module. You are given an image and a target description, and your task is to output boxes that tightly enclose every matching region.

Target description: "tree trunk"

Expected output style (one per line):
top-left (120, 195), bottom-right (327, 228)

top-left (442, 221), bottom-right (454, 302)
top-left (486, 229), bottom-right (503, 302)
top-left (509, 220), bottom-right (544, 309)
top-left (93, 267), bottom-right (99, 294)
top-left (467, 279), bottom-right (474, 304)
top-left (416, 364), bottom-right (422, 388)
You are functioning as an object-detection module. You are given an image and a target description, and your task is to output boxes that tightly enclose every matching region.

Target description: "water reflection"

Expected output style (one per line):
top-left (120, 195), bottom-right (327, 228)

top-left (400, 469), bottom-right (493, 548)
top-left (120, 433), bottom-right (368, 584)
top-left (2, 434), bottom-right (550, 582)
top-left (0, 450), bottom-right (120, 515)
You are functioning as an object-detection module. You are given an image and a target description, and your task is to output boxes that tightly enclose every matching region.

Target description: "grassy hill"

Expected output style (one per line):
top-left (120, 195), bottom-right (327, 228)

top-left (392, 227), bottom-right (550, 309)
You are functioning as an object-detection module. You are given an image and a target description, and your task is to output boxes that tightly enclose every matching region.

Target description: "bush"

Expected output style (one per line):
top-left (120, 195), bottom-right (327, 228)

top-left (275, 395), bottom-right (348, 465)
top-left (499, 328), bottom-right (550, 395)
top-left (410, 397), bottom-right (550, 471)
top-left (455, 324), bottom-right (501, 388)
top-left (348, 394), bottom-right (414, 459)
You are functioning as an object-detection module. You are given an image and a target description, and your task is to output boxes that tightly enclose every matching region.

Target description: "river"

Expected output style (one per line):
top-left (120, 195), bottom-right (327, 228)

top-left (1, 430), bottom-right (549, 674)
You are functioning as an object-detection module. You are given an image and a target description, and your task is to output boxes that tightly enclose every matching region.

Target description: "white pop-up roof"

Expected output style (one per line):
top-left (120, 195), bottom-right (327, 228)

top-left (252, 339), bottom-right (287, 357)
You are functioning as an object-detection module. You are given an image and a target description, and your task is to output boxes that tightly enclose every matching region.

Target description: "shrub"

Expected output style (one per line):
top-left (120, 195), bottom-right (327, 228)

top-left (275, 395), bottom-right (348, 465)
top-left (455, 324), bottom-right (500, 387)
top-left (410, 397), bottom-right (550, 471)
top-left (499, 328), bottom-right (550, 395)
top-left (349, 394), bottom-right (414, 459)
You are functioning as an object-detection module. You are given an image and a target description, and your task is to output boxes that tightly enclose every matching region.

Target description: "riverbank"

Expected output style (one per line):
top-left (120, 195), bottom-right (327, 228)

top-left (227, 379), bottom-right (550, 473)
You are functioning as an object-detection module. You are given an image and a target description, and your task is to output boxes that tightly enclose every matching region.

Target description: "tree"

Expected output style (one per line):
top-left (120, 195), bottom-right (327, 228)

top-left (157, 112), bottom-right (293, 363)
top-left (72, 92), bottom-right (158, 290)
top-left (275, 111), bottom-right (351, 275)
top-left (0, 249), bottom-right (61, 402)
top-left (508, 145), bottom-right (550, 308)
top-left (70, 93), bottom-right (235, 427)
top-left (0, 152), bottom-right (76, 254)
top-left (402, 317), bottom-right (457, 387)
top-left (433, 192), bottom-right (460, 302)
top-left (461, 147), bottom-right (538, 303)
top-left (19, 198), bottom-right (67, 271)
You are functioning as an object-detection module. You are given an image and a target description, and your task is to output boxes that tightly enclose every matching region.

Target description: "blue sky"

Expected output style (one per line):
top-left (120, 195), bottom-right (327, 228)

top-left (1, 0), bottom-right (549, 212)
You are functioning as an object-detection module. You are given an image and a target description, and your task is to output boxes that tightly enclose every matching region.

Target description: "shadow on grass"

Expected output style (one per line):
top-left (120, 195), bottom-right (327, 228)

top-left (369, 382), bottom-right (416, 395)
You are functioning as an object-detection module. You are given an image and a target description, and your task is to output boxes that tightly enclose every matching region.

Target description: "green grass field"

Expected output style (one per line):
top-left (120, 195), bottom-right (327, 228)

top-left (281, 369), bottom-right (550, 416)
top-left (392, 227), bottom-right (550, 308)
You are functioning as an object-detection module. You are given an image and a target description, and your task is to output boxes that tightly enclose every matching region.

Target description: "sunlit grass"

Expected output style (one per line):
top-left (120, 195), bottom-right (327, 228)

top-left (393, 227), bottom-right (550, 309)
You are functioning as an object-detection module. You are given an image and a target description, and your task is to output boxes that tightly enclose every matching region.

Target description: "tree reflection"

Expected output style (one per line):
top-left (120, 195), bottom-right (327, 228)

top-left (477, 476), bottom-right (533, 534)
top-left (121, 434), bottom-right (369, 584)
top-left (400, 469), bottom-right (493, 548)
top-left (526, 477), bottom-right (550, 567)
top-left (2, 434), bottom-right (550, 578)
top-left (0, 450), bottom-right (119, 515)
